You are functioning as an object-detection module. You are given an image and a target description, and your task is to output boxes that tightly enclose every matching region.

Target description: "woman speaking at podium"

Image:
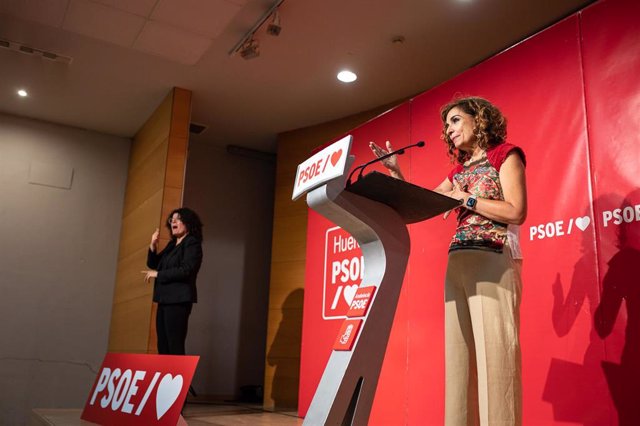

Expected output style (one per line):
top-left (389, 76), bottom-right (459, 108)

top-left (370, 97), bottom-right (527, 425)
top-left (142, 207), bottom-right (203, 355)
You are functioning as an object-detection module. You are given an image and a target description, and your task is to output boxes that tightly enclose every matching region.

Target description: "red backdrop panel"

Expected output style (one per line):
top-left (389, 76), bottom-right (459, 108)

top-left (581, 0), bottom-right (640, 424)
top-left (298, 0), bottom-right (638, 424)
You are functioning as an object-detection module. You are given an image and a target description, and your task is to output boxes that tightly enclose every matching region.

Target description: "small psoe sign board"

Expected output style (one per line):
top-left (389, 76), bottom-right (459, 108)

top-left (292, 135), bottom-right (353, 200)
top-left (346, 286), bottom-right (376, 318)
top-left (81, 353), bottom-right (199, 426)
top-left (333, 319), bottom-right (363, 351)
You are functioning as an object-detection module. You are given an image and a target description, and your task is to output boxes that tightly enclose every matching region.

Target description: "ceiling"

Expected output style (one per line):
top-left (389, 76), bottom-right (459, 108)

top-left (0, 0), bottom-right (594, 153)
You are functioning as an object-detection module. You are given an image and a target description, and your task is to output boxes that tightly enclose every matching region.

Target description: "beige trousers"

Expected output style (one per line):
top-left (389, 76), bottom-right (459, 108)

top-left (444, 248), bottom-right (522, 426)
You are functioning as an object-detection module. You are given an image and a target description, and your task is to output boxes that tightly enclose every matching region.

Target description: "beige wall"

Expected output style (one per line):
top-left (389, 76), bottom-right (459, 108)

top-left (108, 87), bottom-right (192, 353)
top-left (0, 113), bottom-right (130, 426)
top-left (264, 104), bottom-right (397, 410)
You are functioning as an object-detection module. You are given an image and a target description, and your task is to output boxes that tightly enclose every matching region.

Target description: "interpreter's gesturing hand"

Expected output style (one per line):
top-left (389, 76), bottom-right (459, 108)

top-left (141, 270), bottom-right (158, 283)
top-left (150, 228), bottom-right (160, 252)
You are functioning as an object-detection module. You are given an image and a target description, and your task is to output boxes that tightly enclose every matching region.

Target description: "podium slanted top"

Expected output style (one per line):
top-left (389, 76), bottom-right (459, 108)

top-left (346, 171), bottom-right (462, 224)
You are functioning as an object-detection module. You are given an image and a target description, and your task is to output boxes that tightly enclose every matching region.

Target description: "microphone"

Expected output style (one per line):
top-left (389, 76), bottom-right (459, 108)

top-left (347, 141), bottom-right (425, 185)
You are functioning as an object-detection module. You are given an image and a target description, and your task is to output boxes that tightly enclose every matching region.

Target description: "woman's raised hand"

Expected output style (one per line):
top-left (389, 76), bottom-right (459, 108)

top-left (369, 141), bottom-right (404, 180)
top-left (369, 140), bottom-right (405, 180)
top-left (369, 140), bottom-right (396, 169)
top-left (150, 228), bottom-right (160, 252)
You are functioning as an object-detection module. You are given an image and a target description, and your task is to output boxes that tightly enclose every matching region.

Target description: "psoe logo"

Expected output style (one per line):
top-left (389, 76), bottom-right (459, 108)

top-left (529, 216), bottom-right (591, 240)
top-left (291, 134), bottom-right (352, 200)
top-left (81, 353), bottom-right (198, 426)
top-left (602, 204), bottom-right (640, 227)
top-left (323, 226), bottom-right (364, 320)
top-left (89, 368), bottom-right (182, 420)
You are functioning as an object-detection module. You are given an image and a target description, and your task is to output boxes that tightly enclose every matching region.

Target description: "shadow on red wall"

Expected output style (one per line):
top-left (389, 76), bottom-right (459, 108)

top-left (595, 189), bottom-right (640, 426)
top-left (543, 190), bottom-right (640, 425)
top-left (543, 196), bottom-right (614, 425)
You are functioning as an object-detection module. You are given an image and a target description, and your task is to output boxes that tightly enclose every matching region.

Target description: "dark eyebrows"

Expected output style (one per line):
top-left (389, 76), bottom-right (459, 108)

top-left (446, 114), bottom-right (460, 124)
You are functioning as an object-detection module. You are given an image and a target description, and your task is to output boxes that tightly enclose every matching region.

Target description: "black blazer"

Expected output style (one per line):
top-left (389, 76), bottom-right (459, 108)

top-left (147, 234), bottom-right (203, 304)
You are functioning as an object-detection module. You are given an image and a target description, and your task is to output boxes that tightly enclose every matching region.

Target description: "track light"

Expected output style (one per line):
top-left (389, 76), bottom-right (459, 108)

top-left (228, 0), bottom-right (285, 57)
top-left (239, 38), bottom-right (260, 60)
top-left (267, 10), bottom-right (281, 36)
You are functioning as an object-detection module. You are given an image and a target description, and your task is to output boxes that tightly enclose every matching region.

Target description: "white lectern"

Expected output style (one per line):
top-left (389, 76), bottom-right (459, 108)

top-left (293, 136), bottom-right (460, 426)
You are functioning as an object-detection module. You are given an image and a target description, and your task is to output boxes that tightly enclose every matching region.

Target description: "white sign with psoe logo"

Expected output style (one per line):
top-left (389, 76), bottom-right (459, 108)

top-left (81, 353), bottom-right (198, 426)
top-left (292, 135), bottom-right (352, 200)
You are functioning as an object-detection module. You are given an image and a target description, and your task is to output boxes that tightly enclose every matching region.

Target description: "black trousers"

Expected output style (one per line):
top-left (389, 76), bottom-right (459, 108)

top-left (156, 302), bottom-right (192, 355)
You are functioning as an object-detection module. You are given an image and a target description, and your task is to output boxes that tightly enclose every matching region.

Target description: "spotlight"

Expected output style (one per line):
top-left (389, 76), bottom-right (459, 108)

top-left (240, 38), bottom-right (260, 60)
top-left (267, 10), bottom-right (281, 36)
top-left (228, 0), bottom-right (285, 58)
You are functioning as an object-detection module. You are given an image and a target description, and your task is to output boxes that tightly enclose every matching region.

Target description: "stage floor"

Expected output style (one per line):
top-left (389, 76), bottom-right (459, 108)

top-left (30, 402), bottom-right (303, 425)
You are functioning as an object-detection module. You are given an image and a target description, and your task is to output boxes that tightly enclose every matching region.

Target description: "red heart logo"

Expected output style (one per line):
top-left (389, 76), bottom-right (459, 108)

top-left (330, 149), bottom-right (343, 167)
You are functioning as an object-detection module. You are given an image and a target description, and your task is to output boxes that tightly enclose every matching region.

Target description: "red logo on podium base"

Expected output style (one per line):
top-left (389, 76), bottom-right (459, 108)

top-left (333, 319), bottom-right (363, 351)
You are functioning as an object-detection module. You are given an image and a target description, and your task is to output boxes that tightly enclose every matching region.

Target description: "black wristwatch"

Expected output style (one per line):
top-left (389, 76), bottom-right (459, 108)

top-left (466, 194), bottom-right (478, 210)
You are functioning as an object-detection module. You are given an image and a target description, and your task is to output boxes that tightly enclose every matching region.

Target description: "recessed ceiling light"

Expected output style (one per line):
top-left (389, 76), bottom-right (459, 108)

top-left (17, 89), bottom-right (28, 97)
top-left (337, 70), bottom-right (357, 83)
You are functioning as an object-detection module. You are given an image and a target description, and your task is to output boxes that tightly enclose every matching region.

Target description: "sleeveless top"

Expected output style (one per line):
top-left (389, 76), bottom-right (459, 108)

top-left (447, 143), bottom-right (526, 258)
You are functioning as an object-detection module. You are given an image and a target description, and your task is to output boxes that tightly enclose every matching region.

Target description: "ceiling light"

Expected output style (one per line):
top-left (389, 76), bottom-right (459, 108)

top-left (267, 10), bottom-right (282, 36)
top-left (17, 89), bottom-right (28, 97)
top-left (337, 70), bottom-right (357, 83)
top-left (240, 38), bottom-right (260, 60)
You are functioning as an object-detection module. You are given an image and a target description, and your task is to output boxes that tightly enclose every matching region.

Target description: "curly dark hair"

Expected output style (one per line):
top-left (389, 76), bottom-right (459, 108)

top-left (165, 207), bottom-right (203, 242)
top-left (440, 96), bottom-right (508, 164)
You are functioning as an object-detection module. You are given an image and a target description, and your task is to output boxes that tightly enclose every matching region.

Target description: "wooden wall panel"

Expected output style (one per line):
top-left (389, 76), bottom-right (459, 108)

top-left (165, 137), bottom-right (189, 189)
top-left (109, 296), bottom-right (154, 353)
top-left (130, 98), bottom-right (171, 168)
top-left (108, 87), bottom-right (192, 353)
top-left (121, 143), bottom-right (168, 217)
top-left (113, 248), bottom-right (150, 303)
top-left (118, 189), bottom-right (165, 261)
top-left (170, 88), bottom-right (192, 139)
top-left (268, 261), bottom-right (306, 311)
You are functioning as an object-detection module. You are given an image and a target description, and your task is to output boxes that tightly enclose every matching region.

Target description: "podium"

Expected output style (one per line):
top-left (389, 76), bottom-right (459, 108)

top-left (302, 169), bottom-right (460, 426)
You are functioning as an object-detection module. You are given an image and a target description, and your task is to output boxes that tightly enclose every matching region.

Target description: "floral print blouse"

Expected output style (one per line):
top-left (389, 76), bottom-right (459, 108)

top-left (447, 143), bottom-right (526, 254)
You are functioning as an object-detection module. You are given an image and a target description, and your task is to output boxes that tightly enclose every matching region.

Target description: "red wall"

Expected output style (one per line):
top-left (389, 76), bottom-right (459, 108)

top-left (299, 0), bottom-right (640, 423)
